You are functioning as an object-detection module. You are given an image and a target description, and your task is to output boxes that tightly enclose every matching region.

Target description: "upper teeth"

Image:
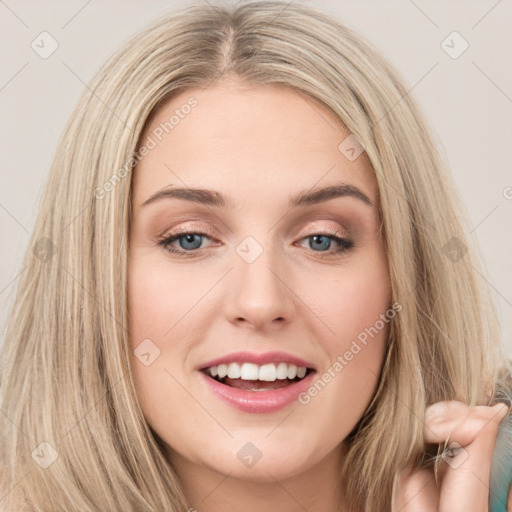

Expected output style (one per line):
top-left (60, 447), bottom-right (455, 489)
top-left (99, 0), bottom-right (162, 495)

top-left (208, 362), bottom-right (308, 381)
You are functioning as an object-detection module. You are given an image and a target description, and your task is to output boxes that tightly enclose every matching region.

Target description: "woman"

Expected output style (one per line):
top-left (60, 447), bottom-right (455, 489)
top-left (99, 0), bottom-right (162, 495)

top-left (1, 1), bottom-right (510, 511)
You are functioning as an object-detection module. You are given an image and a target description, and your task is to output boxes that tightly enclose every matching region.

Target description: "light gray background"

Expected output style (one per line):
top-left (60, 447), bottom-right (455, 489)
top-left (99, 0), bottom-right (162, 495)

top-left (1, 0), bottom-right (511, 356)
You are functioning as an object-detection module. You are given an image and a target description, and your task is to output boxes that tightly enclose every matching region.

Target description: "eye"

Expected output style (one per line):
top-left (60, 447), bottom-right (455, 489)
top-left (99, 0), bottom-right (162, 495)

top-left (297, 229), bottom-right (354, 256)
top-left (157, 229), bottom-right (216, 256)
top-left (157, 227), bottom-right (355, 258)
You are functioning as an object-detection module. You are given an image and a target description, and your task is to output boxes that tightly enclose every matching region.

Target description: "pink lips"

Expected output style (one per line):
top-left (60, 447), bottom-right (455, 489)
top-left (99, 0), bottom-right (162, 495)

top-left (199, 370), bottom-right (315, 413)
top-left (198, 350), bottom-right (316, 371)
top-left (198, 350), bottom-right (317, 413)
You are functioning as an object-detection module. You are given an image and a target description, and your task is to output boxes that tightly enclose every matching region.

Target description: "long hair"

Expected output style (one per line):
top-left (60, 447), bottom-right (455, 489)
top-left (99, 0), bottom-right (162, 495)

top-left (1, 1), bottom-right (510, 510)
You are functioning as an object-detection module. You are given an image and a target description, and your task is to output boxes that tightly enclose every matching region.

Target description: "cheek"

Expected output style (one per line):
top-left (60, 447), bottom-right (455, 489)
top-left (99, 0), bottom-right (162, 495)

top-left (127, 267), bottom-right (187, 434)
top-left (304, 247), bottom-right (391, 348)
top-left (128, 254), bottom-right (208, 346)
top-left (300, 249), bottom-right (390, 410)
top-left (127, 253), bottom-right (216, 426)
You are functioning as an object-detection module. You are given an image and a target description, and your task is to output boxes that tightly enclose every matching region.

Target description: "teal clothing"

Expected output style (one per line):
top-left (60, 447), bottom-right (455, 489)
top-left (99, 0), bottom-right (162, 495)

top-left (490, 409), bottom-right (512, 512)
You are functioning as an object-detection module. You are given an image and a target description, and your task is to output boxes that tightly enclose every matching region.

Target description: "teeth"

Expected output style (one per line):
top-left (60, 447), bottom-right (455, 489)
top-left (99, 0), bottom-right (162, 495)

top-left (206, 362), bottom-right (310, 382)
top-left (259, 363), bottom-right (276, 381)
top-left (240, 363), bottom-right (259, 380)
top-left (287, 364), bottom-right (297, 379)
top-left (227, 362), bottom-right (241, 379)
top-left (217, 364), bottom-right (228, 379)
top-left (276, 362), bottom-right (288, 380)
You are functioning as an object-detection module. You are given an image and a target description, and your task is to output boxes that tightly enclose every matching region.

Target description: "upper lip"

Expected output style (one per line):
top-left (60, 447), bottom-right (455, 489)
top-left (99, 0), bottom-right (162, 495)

top-left (198, 351), bottom-right (317, 371)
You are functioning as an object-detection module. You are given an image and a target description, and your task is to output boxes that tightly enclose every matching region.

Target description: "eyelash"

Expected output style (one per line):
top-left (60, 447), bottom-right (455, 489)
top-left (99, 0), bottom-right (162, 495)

top-left (157, 227), bottom-right (355, 259)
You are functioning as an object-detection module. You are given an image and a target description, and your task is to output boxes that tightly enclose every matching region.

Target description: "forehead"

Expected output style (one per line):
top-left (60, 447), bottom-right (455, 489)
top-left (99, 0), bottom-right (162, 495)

top-left (133, 82), bottom-right (378, 207)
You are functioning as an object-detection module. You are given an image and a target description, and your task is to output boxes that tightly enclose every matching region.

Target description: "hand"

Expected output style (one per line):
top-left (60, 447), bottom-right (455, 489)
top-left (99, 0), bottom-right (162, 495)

top-left (392, 400), bottom-right (510, 512)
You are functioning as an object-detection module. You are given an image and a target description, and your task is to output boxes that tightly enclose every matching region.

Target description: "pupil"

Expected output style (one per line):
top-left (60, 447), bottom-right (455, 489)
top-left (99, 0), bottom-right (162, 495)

top-left (180, 234), bottom-right (201, 250)
top-left (312, 235), bottom-right (330, 251)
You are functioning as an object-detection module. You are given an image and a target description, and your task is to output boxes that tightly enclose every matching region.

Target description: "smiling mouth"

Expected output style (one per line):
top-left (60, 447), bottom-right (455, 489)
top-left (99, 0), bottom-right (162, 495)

top-left (201, 362), bottom-right (315, 391)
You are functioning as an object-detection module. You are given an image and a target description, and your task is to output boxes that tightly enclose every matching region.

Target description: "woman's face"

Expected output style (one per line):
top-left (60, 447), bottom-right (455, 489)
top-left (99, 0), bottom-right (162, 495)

top-left (128, 81), bottom-right (391, 484)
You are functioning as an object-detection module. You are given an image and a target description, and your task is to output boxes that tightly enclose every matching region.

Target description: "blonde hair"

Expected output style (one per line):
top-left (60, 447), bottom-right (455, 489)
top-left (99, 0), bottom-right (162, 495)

top-left (1, 1), bottom-right (510, 511)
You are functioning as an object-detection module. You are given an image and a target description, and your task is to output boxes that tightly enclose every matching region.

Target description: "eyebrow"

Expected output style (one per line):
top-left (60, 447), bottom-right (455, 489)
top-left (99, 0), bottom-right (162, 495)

top-left (140, 184), bottom-right (373, 209)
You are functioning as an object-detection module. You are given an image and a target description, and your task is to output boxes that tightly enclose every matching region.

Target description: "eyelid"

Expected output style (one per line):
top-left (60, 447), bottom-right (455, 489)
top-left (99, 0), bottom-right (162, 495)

top-left (156, 222), bottom-right (216, 239)
top-left (302, 220), bottom-right (350, 236)
top-left (157, 220), bottom-right (350, 243)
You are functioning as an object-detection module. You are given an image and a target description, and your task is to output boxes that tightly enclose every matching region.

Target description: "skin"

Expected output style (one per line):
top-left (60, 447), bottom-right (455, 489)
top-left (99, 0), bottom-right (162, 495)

top-left (394, 401), bottom-right (509, 512)
top-left (127, 81), bottom-right (509, 512)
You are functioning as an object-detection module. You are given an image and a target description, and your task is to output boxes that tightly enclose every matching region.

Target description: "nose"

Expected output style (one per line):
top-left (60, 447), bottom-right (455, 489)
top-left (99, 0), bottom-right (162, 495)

top-left (223, 241), bottom-right (296, 332)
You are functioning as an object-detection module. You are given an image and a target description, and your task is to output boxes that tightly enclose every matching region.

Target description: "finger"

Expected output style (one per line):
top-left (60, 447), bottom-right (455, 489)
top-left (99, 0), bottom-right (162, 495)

top-left (423, 401), bottom-right (509, 512)
top-left (423, 401), bottom-right (508, 445)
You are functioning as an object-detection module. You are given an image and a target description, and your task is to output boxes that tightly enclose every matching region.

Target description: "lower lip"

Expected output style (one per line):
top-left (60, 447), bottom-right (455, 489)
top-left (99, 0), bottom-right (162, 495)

top-left (199, 370), bottom-right (316, 413)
